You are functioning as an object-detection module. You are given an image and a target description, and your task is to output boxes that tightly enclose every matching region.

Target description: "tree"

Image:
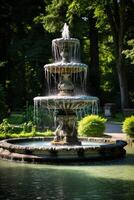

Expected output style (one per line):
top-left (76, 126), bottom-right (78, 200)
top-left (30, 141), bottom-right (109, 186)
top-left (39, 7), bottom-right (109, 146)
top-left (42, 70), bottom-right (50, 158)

top-left (123, 39), bottom-right (134, 106)
top-left (103, 0), bottom-right (129, 109)
top-left (1, 0), bottom-right (134, 112)
top-left (85, 0), bottom-right (134, 109)
top-left (0, 0), bottom-right (53, 110)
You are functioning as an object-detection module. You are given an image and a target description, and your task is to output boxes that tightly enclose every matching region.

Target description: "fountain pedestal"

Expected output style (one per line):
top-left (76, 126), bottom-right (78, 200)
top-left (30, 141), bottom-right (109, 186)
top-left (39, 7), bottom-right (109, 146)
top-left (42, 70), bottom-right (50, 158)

top-left (58, 74), bottom-right (74, 96)
top-left (52, 111), bottom-right (81, 145)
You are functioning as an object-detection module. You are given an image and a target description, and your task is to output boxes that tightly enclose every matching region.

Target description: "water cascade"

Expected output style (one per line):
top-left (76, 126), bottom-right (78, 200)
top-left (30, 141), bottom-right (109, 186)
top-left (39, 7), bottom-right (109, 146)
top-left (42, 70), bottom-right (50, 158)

top-left (34, 23), bottom-right (99, 145)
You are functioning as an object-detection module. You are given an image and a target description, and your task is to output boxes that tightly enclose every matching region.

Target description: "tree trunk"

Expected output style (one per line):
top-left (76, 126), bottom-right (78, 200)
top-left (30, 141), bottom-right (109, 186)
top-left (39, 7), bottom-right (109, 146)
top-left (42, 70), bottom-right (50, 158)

top-left (105, 0), bottom-right (129, 109)
top-left (116, 0), bottom-right (129, 109)
top-left (86, 10), bottom-right (100, 97)
top-left (116, 58), bottom-right (128, 109)
top-left (115, 45), bottom-right (129, 109)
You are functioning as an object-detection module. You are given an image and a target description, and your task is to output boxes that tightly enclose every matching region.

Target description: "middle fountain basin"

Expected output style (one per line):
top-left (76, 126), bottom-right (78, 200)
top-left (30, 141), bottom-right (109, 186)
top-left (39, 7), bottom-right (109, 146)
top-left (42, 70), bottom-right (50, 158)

top-left (34, 95), bottom-right (99, 110)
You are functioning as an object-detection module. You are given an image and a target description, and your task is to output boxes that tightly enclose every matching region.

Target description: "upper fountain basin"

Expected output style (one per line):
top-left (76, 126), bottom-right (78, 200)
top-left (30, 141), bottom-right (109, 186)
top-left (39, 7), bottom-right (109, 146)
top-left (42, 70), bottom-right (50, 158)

top-left (44, 62), bottom-right (88, 74)
top-left (52, 37), bottom-right (80, 63)
top-left (52, 38), bottom-right (80, 44)
top-left (34, 95), bottom-right (99, 110)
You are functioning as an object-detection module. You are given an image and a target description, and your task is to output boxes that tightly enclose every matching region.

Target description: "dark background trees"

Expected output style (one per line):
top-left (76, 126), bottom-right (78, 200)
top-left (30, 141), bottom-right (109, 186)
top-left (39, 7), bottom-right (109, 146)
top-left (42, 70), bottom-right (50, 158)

top-left (0, 0), bottom-right (134, 119)
top-left (0, 0), bottom-right (53, 112)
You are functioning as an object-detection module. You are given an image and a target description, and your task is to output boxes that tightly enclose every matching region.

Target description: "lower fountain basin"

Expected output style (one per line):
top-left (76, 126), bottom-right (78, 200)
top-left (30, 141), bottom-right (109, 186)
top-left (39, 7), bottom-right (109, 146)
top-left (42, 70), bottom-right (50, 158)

top-left (0, 137), bottom-right (127, 163)
top-left (34, 95), bottom-right (99, 110)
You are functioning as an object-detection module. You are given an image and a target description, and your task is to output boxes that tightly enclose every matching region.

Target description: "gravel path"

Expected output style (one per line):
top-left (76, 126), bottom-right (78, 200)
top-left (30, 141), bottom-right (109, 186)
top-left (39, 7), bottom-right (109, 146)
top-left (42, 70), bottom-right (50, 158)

top-left (105, 122), bottom-right (126, 140)
top-left (105, 122), bottom-right (122, 133)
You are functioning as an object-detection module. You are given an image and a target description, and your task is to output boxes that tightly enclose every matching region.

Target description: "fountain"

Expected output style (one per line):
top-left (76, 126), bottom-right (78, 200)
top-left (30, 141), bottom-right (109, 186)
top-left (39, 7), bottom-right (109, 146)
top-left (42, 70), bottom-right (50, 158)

top-left (0, 24), bottom-right (127, 163)
top-left (34, 23), bottom-right (99, 145)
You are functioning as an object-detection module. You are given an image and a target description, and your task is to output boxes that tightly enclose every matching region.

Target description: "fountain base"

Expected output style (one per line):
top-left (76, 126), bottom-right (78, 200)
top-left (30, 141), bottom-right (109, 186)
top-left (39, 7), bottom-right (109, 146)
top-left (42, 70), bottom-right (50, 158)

top-left (52, 111), bottom-right (81, 145)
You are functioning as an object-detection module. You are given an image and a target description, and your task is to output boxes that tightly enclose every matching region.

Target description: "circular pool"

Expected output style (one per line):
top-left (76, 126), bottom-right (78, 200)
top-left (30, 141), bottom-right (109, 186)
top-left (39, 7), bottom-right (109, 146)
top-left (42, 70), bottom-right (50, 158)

top-left (0, 137), bottom-right (127, 163)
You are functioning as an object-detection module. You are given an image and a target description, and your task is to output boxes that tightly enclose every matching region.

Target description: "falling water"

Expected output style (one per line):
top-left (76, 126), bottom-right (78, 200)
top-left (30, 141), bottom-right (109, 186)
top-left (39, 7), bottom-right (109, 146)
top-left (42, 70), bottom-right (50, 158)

top-left (34, 96), bottom-right (99, 129)
top-left (52, 39), bottom-right (80, 62)
top-left (34, 23), bottom-right (99, 129)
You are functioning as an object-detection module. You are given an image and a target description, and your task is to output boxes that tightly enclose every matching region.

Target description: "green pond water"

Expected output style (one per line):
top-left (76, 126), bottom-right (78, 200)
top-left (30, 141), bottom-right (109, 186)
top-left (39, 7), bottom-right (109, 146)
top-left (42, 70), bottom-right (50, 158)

top-left (0, 145), bottom-right (134, 200)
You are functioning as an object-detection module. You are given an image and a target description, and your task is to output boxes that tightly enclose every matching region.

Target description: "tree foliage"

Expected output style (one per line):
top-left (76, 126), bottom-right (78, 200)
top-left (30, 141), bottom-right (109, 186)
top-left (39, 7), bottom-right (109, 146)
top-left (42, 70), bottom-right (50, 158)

top-left (123, 39), bottom-right (134, 64)
top-left (0, 0), bottom-right (134, 117)
top-left (0, 0), bottom-right (53, 110)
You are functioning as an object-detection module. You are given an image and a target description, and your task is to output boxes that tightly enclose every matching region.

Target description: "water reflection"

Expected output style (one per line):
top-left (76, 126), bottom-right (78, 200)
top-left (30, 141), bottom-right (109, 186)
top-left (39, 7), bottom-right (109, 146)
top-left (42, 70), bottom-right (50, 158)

top-left (0, 145), bottom-right (134, 200)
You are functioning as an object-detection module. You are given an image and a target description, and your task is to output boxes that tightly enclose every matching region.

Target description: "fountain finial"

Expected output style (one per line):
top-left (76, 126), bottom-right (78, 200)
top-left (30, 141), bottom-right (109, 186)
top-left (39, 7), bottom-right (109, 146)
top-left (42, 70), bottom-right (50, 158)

top-left (62, 23), bottom-right (70, 39)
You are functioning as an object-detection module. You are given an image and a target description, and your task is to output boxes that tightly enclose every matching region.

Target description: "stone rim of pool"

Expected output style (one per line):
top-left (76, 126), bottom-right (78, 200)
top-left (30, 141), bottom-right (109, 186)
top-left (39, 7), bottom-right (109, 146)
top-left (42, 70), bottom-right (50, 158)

top-left (0, 137), bottom-right (127, 164)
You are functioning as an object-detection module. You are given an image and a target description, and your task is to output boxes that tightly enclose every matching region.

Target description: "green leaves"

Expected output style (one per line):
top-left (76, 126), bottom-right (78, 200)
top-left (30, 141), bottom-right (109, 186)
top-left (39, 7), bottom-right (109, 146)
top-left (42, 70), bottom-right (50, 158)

top-left (122, 39), bottom-right (134, 64)
top-left (78, 115), bottom-right (107, 137)
top-left (122, 116), bottom-right (134, 136)
top-left (43, 0), bottom-right (69, 32)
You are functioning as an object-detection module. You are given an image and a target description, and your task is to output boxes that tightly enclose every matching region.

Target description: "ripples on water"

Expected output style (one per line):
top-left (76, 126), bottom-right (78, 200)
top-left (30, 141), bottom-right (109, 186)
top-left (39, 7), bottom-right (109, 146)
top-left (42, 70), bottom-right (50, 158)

top-left (0, 145), bottom-right (134, 200)
top-left (14, 141), bottom-right (107, 147)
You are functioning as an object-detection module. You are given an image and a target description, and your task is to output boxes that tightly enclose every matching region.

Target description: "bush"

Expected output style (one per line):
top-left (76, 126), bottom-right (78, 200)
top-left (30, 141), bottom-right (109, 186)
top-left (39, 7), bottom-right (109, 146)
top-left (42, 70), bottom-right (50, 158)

top-left (0, 133), bottom-right (6, 139)
top-left (21, 121), bottom-right (36, 133)
top-left (0, 129), bottom-right (53, 140)
top-left (0, 119), bottom-right (22, 134)
top-left (0, 118), bottom-right (53, 140)
top-left (78, 115), bottom-right (107, 137)
top-left (0, 119), bottom-right (36, 136)
top-left (0, 119), bottom-right (12, 133)
top-left (35, 130), bottom-right (53, 137)
top-left (122, 116), bottom-right (134, 137)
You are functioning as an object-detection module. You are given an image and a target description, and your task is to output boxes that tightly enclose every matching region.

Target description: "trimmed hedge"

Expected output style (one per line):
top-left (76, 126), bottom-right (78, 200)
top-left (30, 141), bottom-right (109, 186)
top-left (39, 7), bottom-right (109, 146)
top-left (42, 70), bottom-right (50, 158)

top-left (0, 130), bottom-right (53, 140)
top-left (122, 116), bottom-right (134, 137)
top-left (78, 115), bottom-right (106, 137)
top-left (0, 119), bottom-right (53, 139)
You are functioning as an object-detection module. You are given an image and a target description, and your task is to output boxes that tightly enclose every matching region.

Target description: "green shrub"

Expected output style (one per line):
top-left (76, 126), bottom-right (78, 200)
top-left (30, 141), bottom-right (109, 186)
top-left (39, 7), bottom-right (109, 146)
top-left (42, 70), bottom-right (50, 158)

top-left (0, 118), bottom-right (53, 140)
top-left (122, 116), bottom-right (134, 137)
top-left (5, 132), bottom-right (35, 138)
top-left (0, 119), bottom-right (23, 134)
top-left (0, 119), bottom-right (12, 133)
top-left (21, 121), bottom-right (36, 133)
top-left (78, 115), bottom-right (107, 137)
top-left (35, 130), bottom-right (53, 137)
top-left (0, 129), bottom-right (53, 140)
top-left (0, 133), bottom-right (6, 139)
top-left (0, 119), bottom-right (36, 136)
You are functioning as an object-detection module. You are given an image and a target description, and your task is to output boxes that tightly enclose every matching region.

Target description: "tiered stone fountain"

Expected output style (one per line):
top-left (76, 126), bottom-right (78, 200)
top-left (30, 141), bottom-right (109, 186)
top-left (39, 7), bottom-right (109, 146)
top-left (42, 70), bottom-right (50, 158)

top-left (0, 24), bottom-right (127, 163)
top-left (34, 23), bottom-right (98, 145)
